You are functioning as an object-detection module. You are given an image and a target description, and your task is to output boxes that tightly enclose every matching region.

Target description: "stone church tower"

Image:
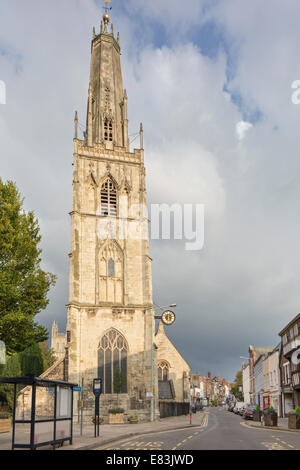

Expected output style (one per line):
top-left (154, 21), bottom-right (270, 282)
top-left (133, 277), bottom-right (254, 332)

top-left (65, 11), bottom-right (158, 422)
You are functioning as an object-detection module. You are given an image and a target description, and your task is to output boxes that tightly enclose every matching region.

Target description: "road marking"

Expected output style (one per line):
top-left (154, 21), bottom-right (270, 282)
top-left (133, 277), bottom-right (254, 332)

top-left (96, 412), bottom-right (209, 450)
top-left (172, 418), bottom-right (209, 451)
top-left (262, 441), bottom-right (287, 451)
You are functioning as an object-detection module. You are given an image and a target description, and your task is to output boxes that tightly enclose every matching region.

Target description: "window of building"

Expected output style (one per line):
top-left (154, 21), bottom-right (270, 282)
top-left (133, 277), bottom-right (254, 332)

top-left (158, 361), bottom-right (169, 382)
top-left (284, 363), bottom-right (291, 384)
top-left (104, 119), bottom-right (113, 142)
top-left (101, 178), bottom-right (117, 217)
top-left (108, 259), bottom-right (115, 277)
top-left (98, 329), bottom-right (128, 394)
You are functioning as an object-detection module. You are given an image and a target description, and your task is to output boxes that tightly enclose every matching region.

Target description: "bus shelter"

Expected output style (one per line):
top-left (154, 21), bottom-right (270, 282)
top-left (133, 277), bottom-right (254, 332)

top-left (0, 376), bottom-right (77, 450)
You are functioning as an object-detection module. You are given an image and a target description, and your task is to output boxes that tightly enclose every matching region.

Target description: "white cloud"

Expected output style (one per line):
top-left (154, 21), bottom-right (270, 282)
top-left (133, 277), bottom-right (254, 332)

top-left (236, 120), bottom-right (253, 140)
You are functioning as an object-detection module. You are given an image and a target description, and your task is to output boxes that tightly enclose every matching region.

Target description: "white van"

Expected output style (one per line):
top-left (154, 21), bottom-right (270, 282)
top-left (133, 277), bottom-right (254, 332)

top-left (233, 402), bottom-right (245, 415)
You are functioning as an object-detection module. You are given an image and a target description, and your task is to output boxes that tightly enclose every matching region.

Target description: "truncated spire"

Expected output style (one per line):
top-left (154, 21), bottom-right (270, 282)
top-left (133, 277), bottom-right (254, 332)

top-left (86, 13), bottom-right (129, 150)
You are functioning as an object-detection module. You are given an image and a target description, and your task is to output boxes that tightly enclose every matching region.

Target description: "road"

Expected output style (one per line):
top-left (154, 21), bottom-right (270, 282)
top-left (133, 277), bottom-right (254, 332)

top-left (96, 408), bottom-right (300, 451)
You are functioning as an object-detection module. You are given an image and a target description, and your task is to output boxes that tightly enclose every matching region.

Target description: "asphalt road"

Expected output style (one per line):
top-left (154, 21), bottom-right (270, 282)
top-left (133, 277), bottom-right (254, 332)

top-left (96, 408), bottom-right (300, 451)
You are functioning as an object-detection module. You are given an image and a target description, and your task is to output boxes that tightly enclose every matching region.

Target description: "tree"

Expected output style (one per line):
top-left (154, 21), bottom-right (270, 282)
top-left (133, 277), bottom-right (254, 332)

top-left (0, 342), bottom-right (55, 409)
top-left (39, 341), bottom-right (56, 371)
top-left (231, 370), bottom-right (243, 401)
top-left (0, 353), bottom-right (21, 409)
top-left (0, 179), bottom-right (56, 355)
top-left (114, 367), bottom-right (125, 406)
top-left (19, 343), bottom-right (44, 377)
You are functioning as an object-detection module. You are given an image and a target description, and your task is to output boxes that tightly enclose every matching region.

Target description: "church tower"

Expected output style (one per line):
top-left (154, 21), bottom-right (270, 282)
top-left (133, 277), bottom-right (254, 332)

top-left (66, 10), bottom-right (158, 421)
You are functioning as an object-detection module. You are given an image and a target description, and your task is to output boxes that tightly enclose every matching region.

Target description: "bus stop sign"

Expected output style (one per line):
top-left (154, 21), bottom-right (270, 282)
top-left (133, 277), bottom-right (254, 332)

top-left (93, 379), bottom-right (102, 396)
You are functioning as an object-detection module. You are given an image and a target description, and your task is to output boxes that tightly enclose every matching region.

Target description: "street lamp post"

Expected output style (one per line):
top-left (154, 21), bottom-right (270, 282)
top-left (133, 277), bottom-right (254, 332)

top-left (150, 303), bottom-right (177, 422)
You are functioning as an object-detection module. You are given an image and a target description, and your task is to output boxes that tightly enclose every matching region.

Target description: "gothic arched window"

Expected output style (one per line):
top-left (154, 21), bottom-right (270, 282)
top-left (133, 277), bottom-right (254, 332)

top-left (104, 119), bottom-right (113, 142)
top-left (98, 329), bottom-right (128, 394)
top-left (158, 361), bottom-right (169, 382)
top-left (101, 178), bottom-right (117, 217)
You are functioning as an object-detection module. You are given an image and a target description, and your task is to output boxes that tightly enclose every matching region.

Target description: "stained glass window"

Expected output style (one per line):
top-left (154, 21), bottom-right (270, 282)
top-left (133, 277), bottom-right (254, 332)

top-left (98, 329), bottom-right (128, 394)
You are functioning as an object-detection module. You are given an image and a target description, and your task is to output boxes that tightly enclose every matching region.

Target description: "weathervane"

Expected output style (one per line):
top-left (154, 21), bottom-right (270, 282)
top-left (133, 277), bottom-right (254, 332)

top-left (102, 0), bottom-right (112, 33)
top-left (103, 0), bottom-right (112, 14)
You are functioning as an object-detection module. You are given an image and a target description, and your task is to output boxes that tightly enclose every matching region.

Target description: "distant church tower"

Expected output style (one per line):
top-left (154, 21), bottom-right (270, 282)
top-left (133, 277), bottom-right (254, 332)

top-left (66, 10), bottom-right (158, 421)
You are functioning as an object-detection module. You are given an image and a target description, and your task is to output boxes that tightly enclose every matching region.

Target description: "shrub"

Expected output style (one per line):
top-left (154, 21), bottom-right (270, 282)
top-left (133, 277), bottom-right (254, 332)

top-left (19, 343), bottom-right (44, 377)
top-left (109, 408), bottom-right (124, 415)
top-left (263, 406), bottom-right (277, 415)
top-left (0, 412), bottom-right (10, 420)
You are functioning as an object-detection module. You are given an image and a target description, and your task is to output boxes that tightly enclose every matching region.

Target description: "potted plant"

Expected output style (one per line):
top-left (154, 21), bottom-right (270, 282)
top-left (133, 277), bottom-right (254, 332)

top-left (0, 412), bottom-right (11, 434)
top-left (263, 406), bottom-right (278, 427)
top-left (108, 408), bottom-right (125, 424)
top-left (253, 405), bottom-right (261, 422)
top-left (288, 407), bottom-right (300, 430)
top-left (127, 414), bottom-right (138, 424)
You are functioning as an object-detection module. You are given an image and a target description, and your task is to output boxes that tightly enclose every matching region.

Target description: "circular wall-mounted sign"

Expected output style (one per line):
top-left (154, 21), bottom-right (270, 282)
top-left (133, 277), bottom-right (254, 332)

top-left (161, 310), bottom-right (176, 326)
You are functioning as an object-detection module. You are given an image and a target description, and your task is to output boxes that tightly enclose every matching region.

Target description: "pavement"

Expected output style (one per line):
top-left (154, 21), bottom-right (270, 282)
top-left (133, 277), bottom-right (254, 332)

top-left (245, 416), bottom-right (300, 434)
top-left (0, 411), bottom-right (206, 451)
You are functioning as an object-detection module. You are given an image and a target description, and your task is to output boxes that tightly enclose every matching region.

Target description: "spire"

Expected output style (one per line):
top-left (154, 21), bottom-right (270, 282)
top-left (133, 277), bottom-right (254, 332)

top-left (74, 111), bottom-right (78, 139)
top-left (85, 4), bottom-right (129, 149)
top-left (140, 123), bottom-right (144, 150)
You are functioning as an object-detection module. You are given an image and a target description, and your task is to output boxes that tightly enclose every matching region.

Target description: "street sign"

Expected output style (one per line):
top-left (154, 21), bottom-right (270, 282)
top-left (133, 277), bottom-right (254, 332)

top-left (74, 387), bottom-right (83, 392)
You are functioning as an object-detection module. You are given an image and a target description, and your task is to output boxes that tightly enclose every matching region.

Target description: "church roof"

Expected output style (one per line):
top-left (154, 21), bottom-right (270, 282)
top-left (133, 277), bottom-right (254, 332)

top-left (155, 322), bottom-right (191, 370)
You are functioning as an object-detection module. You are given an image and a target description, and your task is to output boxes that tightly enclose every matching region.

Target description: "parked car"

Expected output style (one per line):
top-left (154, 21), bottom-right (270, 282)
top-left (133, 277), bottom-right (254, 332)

top-left (239, 404), bottom-right (246, 416)
top-left (243, 404), bottom-right (256, 420)
top-left (233, 402), bottom-right (245, 415)
top-left (200, 398), bottom-right (209, 407)
top-left (196, 402), bottom-right (204, 411)
top-left (227, 402), bottom-right (236, 412)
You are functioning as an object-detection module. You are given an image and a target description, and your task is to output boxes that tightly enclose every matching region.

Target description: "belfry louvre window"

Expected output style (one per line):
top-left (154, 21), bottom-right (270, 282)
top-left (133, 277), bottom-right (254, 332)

top-left (101, 179), bottom-right (117, 216)
top-left (104, 119), bottom-right (113, 142)
top-left (98, 329), bottom-right (128, 394)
